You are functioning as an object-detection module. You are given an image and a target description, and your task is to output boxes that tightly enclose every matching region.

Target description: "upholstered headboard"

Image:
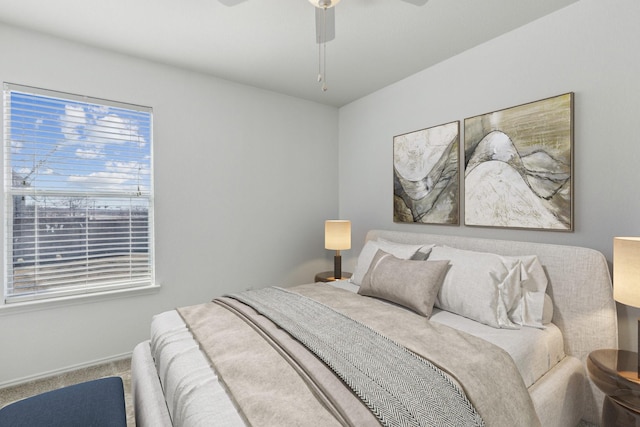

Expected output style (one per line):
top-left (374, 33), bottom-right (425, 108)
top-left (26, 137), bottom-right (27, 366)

top-left (366, 230), bottom-right (617, 422)
top-left (366, 230), bottom-right (618, 359)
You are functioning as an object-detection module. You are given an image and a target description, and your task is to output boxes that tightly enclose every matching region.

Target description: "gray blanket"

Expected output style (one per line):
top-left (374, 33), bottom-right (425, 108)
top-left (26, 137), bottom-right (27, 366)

top-left (178, 283), bottom-right (540, 426)
top-left (229, 287), bottom-right (484, 427)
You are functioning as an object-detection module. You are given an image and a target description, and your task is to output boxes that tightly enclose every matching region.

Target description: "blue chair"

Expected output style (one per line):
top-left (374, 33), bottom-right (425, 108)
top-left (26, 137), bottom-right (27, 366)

top-left (0, 376), bottom-right (127, 427)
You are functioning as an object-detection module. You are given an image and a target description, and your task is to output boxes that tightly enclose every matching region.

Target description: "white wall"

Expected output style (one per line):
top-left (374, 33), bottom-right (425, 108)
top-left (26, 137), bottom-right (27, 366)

top-left (0, 24), bottom-right (339, 385)
top-left (339, 0), bottom-right (640, 350)
top-left (2, 0), bottom-right (639, 387)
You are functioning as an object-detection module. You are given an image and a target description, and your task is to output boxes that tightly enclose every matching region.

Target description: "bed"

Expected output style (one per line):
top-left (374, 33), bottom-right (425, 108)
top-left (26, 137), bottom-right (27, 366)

top-left (132, 230), bottom-right (618, 426)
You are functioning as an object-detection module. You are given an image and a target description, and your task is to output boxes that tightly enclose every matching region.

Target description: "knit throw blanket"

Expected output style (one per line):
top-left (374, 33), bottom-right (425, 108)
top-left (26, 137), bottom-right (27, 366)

top-left (229, 287), bottom-right (485, 427)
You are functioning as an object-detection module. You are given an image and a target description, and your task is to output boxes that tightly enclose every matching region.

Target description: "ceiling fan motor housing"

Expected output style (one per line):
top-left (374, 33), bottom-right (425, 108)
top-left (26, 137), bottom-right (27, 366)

top-left (309, 0), bottom-right (341, 9)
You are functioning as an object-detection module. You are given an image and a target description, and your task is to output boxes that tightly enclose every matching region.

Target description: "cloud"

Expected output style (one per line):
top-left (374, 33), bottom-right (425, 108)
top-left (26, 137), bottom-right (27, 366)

top-left (52, 102), bottom-right (151, 192)
top-left (67, 172), bottom-right (131, 190)
top-left (67, 160), bottom-right (149, 191)
top-left (11, 140), bottom-right (23, 152)
top-left (106, 115), bottom-right (145, 143)
top-left (61, 104), bottom-right (148, 150)
top-left (76, 148), bottom-right (104, 159)
top-left (61, 104), bottom-right (86, 142)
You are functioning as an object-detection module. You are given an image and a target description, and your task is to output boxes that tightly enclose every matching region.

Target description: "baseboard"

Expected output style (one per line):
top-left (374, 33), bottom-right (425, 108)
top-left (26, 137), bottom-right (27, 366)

top-left (0, 351), bottom-right (132, 389)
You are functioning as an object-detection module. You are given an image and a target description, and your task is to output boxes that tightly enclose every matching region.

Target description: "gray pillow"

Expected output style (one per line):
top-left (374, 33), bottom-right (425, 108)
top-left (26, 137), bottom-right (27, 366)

top-left (542, 293), bottom-right (554, 324)
top-left (351, 239), bottom-right (434, 285)
top-left (358, 250), bottom-right (450, 317)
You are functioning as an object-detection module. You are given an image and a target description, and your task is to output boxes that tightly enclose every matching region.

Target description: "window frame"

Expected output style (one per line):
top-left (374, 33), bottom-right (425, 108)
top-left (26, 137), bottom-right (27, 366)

top-left (2, 83), bottom-right (156, 304)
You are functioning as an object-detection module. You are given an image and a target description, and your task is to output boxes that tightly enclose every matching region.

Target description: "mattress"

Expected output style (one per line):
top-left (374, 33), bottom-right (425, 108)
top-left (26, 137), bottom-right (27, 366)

top-left (149, 281), bottom-right (564, 426)
top-left (333, 279), bottom-right (565, 388)
top-left (429, 309), bottom-right (564, 387)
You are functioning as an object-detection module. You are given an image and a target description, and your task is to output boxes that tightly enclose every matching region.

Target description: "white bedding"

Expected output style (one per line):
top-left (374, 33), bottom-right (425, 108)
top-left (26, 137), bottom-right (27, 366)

top-left (331, 279), bottom-right (564, 388)
top-left (149, 280), bottom-right (564, 426)
top-left (430, 309), bottom-right (564, 387)
top-left (150, 311), bottom-right (245, 427)
top-left (134, 230), bottom-right (618, 426)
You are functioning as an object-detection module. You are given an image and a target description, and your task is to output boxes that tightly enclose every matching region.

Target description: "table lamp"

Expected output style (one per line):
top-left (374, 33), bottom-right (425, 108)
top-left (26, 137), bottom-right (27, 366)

top-left (325, 220), bottom-right (351, 280)
top-left (613, 237), bottom-right (640, 374)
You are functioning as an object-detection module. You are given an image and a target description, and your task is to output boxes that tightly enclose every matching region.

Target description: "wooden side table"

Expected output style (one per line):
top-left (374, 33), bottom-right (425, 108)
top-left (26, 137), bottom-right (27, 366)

top-left (587, 349), bottom-right (640, 426)
top-left (314, 271), bottom-right (352, 283)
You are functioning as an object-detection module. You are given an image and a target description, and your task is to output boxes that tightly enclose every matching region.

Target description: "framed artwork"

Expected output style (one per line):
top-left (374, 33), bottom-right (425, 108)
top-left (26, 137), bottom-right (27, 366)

top-left (393, 120), bottom-right (459, 225)
top-left (464, 93), bottom-right (574, 231)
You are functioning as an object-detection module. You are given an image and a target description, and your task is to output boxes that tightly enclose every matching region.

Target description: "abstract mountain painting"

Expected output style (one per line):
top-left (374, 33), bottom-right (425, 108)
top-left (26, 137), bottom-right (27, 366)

top-left (393, 121), bottom-right (459, 225)
top-left (464, 93), bottom-right (573, 231)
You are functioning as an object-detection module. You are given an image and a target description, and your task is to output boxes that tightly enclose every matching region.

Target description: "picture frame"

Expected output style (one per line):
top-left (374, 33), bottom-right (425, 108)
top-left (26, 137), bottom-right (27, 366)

top-left (463, 93), bottom-right (574, 231)
top-left (393, 120), bottom-right (460, 225)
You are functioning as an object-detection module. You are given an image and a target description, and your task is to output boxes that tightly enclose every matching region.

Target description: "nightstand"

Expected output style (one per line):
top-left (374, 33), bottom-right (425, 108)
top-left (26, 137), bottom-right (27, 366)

top-left (587, 349), bottom-right (640, 426)
top-left (314, 271), bottom-right (352, 282)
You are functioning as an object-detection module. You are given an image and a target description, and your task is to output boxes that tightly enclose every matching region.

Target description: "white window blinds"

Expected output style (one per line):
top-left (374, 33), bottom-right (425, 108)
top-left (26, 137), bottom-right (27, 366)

top-left (3, 83), bottom-right (154, 303)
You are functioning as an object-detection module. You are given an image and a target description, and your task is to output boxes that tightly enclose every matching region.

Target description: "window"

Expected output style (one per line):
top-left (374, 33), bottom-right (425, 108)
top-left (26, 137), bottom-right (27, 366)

top-left (3, 83), bottom-right (154, 303)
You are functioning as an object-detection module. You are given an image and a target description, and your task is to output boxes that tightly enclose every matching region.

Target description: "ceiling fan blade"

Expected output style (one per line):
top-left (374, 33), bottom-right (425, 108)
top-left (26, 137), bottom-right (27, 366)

top-left (400, 0), bottom-right (429, 5)
top-left (218, 0), bottom-right (248, 6)
top-left (315, 7), bottom-right (336, 44)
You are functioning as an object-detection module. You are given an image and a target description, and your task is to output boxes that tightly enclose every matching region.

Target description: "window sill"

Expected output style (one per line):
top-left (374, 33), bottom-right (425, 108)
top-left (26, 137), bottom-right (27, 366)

top-left (0, 284), bottom-right (161, 317)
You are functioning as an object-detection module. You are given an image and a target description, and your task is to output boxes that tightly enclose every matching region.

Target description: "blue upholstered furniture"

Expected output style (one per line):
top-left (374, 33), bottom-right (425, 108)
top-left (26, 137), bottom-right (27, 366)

top-left (0, 376), bottom-right (127, 427)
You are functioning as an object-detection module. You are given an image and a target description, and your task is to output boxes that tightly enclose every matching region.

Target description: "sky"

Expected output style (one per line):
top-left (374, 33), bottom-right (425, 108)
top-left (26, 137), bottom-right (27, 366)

top-left (8, 90), bottom-right (152, 203)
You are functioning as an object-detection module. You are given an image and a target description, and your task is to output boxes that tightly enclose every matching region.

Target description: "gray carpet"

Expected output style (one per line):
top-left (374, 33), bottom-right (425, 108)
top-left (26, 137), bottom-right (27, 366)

top-left (0, 358), bottom-right (134, 426)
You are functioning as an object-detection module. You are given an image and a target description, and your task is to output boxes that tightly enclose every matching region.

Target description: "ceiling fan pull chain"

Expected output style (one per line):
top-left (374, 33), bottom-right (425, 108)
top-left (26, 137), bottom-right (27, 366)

top-left (317, 7), bottom-right (323, 83)
top-left (318, 38), bottom-right (323, 82)
top-left (321, 6), bottom-right (328, 91)
top-left (322, 41), bottom-right (327, 91)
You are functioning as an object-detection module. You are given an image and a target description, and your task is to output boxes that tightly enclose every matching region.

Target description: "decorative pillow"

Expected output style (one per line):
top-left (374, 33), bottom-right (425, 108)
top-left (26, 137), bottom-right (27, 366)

top-left (428, 246), bottom-right (521, 329)
top-left (542, 293), bottom-right (554, 325)
top-left (503, 255), bottom-right (549, 328)
top-left (350, 239), bottom-right (434, 285)
top-left (358, 250), bottom-right (450, 317)
top-left (376, 238), bottom-right (434, 261)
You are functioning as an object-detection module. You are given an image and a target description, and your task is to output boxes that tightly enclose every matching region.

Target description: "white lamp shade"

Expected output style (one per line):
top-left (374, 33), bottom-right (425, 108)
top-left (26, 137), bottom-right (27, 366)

top-left (613, 237), bottom-right (640, 307)
top-left (325, 220), bottom-right (351, 250)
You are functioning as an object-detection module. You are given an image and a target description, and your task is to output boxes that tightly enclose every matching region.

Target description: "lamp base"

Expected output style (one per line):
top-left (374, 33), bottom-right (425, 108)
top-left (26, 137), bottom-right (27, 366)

top-left (315, 271), bottom-right (352, 282)
top-left (334, 254), bottom-right (342, 281)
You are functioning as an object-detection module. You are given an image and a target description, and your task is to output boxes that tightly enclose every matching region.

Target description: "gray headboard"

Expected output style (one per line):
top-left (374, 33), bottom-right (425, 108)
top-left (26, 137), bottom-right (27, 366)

top-left (365, 230), bottom-right (618, 360)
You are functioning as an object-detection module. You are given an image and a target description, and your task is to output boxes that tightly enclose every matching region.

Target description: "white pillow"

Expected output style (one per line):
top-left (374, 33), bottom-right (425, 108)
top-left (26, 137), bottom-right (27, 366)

top-left (503, 255), bottom-right (549, 329)
top-left (350, 239), bottom-right (434, 285)
top-left (428, 246), bottom-right (521, 329)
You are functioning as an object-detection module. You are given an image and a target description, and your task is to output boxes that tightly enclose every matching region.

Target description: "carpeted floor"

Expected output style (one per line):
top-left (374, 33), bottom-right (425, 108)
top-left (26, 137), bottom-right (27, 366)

top-left (0, 358), bottom-right (134, 426)
top-left (1, 360), bottom-right (602, 427)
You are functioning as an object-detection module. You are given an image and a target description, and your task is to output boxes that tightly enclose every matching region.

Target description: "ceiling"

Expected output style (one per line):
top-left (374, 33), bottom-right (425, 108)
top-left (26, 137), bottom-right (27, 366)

top-left (0, 0), bottom-right (578, 107)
